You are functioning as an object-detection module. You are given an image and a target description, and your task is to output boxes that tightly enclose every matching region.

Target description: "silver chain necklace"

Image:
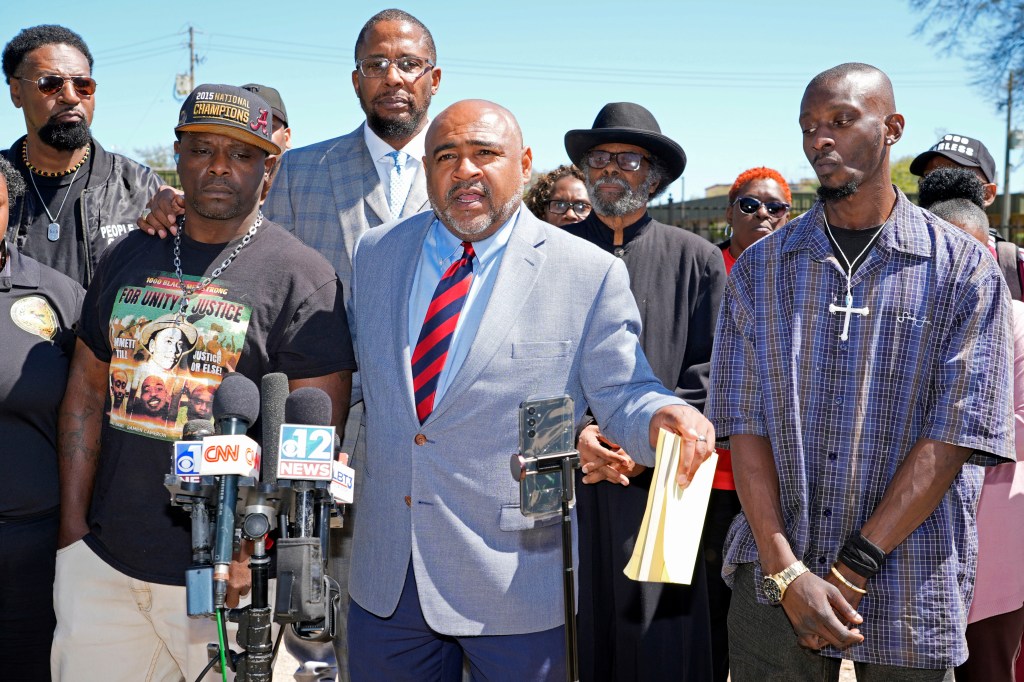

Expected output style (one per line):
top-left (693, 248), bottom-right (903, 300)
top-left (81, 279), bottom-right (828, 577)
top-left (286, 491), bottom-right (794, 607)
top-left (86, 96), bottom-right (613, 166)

top-left (173, 211), bottom-right (262, 320)
top-left (823, 209), bottom-right (885, 341)
top-left (26, 161), bottom-right (82, 242)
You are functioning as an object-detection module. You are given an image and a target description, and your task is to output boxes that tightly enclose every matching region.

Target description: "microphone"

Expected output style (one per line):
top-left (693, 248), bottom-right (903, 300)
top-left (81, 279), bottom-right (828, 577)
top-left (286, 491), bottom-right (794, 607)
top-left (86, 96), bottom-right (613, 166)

top-left (205, 373), bottom-right (260, 608)
top-left (260, 373), bottom-right (289, 485)
top-left (183, 418), bottom-right (215, 440)
top-left (275, 387), bottom-right (339, 631)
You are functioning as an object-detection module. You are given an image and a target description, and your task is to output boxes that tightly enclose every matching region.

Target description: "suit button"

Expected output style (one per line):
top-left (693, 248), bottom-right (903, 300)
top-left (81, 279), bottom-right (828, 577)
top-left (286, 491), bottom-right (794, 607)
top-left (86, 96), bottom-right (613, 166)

top-left (414, 434), bottom-right (427, 445)
top-left (404, 496), bottom-right (411, 507)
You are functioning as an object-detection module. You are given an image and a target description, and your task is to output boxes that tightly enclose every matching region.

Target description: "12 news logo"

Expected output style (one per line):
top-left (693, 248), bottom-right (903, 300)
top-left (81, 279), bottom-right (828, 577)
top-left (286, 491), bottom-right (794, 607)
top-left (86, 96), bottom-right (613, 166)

top-left (278, 424), bottom-right (335, 480)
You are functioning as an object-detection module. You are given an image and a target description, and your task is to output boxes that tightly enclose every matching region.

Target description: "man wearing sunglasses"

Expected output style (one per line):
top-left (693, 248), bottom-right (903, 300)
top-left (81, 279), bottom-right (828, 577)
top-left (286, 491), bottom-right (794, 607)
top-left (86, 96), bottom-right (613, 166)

top-left (562, 102), bottom-right (725, 682)
top-left (1, 24), bottom-right (162, 287)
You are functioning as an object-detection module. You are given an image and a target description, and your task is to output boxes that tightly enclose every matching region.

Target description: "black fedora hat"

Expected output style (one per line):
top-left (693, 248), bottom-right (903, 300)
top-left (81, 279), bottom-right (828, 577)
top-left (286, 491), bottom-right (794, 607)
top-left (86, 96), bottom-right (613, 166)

top-left (565, 102), bottom-right (686, 186)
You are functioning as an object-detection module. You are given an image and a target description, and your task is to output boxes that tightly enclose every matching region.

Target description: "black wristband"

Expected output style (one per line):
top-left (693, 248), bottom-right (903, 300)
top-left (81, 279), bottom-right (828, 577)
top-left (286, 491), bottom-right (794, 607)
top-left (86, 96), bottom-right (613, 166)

top-left (837, 532), bottom-right (886, 580)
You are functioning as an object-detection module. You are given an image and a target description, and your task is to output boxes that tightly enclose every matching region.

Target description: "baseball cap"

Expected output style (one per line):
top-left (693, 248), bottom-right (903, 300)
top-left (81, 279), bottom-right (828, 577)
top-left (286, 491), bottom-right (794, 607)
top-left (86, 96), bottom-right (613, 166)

top-left (240, 83), bottom-right (288, 127)
top-left (909, 133), bottom-right (996, 184)
top-left (176, 83), bottom-right (281, 155)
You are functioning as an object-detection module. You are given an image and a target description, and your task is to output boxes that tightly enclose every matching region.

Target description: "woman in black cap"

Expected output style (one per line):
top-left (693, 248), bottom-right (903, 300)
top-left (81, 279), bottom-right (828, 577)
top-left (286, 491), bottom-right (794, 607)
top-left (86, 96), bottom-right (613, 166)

top-left (0, 154), bottom-right (84, 680)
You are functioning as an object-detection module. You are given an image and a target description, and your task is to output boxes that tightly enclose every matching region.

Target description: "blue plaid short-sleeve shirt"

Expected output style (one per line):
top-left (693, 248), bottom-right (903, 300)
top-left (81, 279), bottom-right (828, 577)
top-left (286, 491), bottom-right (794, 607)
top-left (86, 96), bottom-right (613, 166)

top-left (707, 190), bottom-right (1015, 668)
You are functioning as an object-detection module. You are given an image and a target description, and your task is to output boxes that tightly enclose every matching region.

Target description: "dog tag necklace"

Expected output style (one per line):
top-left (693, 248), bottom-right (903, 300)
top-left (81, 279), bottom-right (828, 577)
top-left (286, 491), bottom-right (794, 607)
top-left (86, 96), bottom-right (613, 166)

top-left (823, 210), bottom-right (885, 341)
top-left (26, 161), bottom-right (82, 242)
top-left (172, 211), bottom-right (262, 324)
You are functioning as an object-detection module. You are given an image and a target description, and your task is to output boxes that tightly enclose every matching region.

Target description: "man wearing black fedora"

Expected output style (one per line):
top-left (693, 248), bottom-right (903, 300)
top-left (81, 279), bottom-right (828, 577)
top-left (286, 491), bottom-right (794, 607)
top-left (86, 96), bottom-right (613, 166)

top-left (564, 102), bottom-right (726, 682)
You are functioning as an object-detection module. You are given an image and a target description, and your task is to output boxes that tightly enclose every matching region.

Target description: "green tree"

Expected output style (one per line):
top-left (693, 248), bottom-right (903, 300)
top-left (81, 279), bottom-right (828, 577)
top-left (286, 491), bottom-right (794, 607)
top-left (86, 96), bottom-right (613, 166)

top-left (133, 144), bottom-right (175, 170)
top-left (890, 155), bottom-right (920, 195)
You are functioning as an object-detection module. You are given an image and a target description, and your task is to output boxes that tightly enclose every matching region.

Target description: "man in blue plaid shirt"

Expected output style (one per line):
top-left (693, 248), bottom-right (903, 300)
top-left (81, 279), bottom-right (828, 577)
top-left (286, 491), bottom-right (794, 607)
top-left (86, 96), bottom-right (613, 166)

top-left (707, 62), bottom-right (1015, 681)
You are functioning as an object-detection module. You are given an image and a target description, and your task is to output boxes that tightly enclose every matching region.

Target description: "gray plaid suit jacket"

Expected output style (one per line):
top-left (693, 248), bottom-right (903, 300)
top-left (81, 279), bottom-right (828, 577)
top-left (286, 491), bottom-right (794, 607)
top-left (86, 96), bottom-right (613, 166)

top-left (262, 122), bottom-right (430, 296)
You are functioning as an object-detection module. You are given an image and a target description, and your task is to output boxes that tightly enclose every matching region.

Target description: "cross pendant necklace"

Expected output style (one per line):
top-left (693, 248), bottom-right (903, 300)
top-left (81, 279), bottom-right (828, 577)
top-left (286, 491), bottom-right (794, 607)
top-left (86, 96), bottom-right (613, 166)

top-left (823, 210), bottom-right (885, 341)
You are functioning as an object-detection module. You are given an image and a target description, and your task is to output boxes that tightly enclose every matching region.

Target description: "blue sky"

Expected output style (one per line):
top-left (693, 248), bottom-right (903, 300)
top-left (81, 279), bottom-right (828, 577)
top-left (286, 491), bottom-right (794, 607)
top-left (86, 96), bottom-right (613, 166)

top-left (3, 0), bottom-right (1021, 202)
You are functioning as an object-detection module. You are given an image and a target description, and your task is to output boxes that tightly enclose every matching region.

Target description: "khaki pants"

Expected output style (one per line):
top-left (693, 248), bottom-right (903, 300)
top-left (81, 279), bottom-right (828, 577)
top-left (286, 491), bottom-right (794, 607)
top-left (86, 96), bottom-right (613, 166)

top-left (51, 539), bottom-right (230, 682)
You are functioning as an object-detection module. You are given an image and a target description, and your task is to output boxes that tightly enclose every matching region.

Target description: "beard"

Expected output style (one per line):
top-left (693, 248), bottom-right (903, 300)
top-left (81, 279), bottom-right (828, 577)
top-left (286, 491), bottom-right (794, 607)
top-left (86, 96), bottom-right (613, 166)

top-left (38, 118), bottom-right (91, 151)
top-left (816, 180), bottom-right (860, 202)
top-left (432, 180), bottom-right (522, 238)
top-left (364, 92), bottom-right (431, 141)
top-left (586, 172), bottom-right (658, 217)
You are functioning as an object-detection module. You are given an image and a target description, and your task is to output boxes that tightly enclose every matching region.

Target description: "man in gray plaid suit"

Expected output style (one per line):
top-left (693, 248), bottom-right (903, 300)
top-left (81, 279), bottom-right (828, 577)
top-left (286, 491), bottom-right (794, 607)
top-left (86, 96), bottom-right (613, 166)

top-left (137, 11), bottom-right (441, 679)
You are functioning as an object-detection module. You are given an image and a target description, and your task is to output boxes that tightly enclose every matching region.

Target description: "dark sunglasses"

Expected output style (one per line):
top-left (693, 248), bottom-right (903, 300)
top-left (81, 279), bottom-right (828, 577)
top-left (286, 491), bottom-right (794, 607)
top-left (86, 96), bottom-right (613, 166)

top-left (547, 200), bottom-right (591, 216)
top-left (733, 196), bottom-right (790, 217)
top-left (584, 150), bottom-right (648, 172)
top-left (19, 75), bottom-right (97, 96)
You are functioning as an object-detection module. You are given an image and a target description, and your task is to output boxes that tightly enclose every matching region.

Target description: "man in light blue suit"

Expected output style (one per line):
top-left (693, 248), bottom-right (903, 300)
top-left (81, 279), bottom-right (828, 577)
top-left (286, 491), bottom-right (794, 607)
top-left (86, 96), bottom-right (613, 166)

top-left (346, 99), bottom-right (716, 681)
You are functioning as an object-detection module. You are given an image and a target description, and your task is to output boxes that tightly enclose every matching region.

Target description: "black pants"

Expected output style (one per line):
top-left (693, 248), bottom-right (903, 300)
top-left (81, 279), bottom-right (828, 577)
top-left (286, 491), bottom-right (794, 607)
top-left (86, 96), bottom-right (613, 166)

top-left (955, 604), bottom-right (1024, 682)
top-left (704, 488), bottom-right (741, 682)
top-left (0, 508), bottom-right (59, 682)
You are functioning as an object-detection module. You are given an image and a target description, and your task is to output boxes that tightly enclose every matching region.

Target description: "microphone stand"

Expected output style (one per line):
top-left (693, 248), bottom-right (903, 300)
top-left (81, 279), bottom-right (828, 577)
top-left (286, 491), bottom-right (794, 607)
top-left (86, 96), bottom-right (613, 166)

top-left (559, 455), bottom-right (580, 682)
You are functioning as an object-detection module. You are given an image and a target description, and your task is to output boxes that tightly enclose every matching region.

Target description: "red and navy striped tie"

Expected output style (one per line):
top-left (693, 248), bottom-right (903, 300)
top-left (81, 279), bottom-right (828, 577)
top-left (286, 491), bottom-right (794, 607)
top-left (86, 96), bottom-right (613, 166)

top-left (411, 241), bottom-right (475, 423)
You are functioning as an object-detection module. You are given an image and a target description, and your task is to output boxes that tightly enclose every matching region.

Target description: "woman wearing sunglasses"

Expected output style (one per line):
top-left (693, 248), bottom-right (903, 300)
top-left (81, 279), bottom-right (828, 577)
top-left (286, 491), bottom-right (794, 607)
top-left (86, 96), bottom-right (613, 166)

top-left (721, 167), bottom-right (792, 274)
top-left (523, 164), bottom-right (591, 227)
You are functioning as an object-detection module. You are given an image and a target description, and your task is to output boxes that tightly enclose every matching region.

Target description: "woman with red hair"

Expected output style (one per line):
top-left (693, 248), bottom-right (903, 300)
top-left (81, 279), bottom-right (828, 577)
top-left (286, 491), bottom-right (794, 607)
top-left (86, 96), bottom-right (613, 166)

top-left (720, 167), bottom-right (791, 273)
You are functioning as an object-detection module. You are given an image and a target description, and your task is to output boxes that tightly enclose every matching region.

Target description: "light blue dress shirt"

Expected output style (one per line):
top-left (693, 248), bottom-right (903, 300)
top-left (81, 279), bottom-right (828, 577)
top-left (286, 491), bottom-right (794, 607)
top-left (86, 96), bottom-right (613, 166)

top-left (407, 208), bottom-right (520, 406)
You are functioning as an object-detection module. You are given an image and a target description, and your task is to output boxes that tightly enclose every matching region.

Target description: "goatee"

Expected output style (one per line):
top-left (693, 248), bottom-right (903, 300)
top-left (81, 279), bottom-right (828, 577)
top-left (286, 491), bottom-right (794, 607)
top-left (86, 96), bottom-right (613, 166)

top-left (816, 180), bottom-right (860, 203)
top-left (38, 119), bottom-right (91, 151)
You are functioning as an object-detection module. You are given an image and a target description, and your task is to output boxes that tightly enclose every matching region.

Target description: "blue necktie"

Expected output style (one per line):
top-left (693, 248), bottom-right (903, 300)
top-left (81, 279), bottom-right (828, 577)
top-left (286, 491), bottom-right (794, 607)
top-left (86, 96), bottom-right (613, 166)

top-left (387, 150), bottom-right (409, 219)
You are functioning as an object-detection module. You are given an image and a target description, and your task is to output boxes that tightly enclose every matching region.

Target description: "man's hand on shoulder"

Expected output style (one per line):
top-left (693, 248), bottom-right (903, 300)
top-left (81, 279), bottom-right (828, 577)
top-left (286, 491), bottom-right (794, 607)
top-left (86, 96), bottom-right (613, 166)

top-left (649, 404), bottom-right (715, 488)
top-left (781, 571), bottom-right (865, 651)
top-left (137, 185), bottom-right (185, 238)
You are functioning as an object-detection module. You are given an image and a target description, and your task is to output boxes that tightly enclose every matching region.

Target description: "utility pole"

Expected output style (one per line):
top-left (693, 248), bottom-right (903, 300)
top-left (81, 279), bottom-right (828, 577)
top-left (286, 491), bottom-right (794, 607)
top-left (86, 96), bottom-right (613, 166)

top-left (189, 24), bottom-right (196, 91)
top-left (1003, 72), bottom-right (1014, 237)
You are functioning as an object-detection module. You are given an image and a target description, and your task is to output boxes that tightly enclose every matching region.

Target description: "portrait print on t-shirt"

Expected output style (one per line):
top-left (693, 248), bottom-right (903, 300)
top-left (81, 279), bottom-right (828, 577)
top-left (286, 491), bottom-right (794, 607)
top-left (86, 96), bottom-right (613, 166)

top-left (106, 271), bottom-right (251, 440)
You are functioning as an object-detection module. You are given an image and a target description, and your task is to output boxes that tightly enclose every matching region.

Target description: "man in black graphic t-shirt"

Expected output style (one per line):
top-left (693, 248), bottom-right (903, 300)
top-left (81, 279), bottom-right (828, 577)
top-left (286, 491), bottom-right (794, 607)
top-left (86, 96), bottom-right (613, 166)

top-left (53, 83), bottom-right (356, 682)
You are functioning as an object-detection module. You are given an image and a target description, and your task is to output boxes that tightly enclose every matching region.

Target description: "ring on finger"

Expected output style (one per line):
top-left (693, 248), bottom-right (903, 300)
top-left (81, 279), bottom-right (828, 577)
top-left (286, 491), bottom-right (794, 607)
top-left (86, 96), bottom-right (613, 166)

top-left (697, 434), bottom-right (707, 443)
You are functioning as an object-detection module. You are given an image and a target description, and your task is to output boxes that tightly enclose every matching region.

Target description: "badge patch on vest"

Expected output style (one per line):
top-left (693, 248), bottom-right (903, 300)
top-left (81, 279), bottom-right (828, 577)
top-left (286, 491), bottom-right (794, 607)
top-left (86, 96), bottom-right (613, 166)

top-left (11, 295), bottom-right (58, 340)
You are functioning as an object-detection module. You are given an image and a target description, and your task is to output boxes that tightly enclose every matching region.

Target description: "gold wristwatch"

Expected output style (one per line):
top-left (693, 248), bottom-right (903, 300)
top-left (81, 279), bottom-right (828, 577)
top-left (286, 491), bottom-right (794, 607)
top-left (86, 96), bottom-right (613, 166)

top-left (762, 560), bottom-right (809, 605)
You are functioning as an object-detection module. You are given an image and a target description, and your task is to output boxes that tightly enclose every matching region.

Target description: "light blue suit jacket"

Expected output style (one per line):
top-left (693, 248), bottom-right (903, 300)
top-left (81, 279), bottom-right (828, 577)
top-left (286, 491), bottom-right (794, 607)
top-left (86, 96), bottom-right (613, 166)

top-left (348, 207), bottom-right (684, 636)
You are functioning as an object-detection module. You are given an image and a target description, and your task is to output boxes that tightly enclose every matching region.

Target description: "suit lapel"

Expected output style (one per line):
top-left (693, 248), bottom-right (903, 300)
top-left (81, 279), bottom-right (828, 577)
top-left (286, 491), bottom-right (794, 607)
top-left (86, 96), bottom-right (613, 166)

top-left (401, 169), bottom-right (430, 218)
top-left (427, 211), bottom-right (547, 423)
top-left (359, 129), bottom-right (392, 225)
top-left (393, 213), bottom-right (433, 422)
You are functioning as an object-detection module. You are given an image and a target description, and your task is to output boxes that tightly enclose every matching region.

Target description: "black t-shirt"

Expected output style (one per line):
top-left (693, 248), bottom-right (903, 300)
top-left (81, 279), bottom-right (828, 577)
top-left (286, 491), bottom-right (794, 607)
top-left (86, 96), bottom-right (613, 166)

top-left (77, 220), bottom-right (356, 584)
top-left (825, 223), bottom-right (884, 276)
top-left (15, 141), bottom-right (93, 282)
top-left (0, 247), bottom-right (84, 517)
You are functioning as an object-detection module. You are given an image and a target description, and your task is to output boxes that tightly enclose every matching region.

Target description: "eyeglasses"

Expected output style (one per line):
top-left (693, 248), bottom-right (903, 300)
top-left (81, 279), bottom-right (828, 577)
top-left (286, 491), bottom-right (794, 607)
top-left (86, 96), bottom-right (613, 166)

top-left (18, 75), bottom-right (97, 96)
top-left (547, 200), bottom-right (592, 216)
top-left (732, 196), bottom-right (790, 217)
top-left (355, 56), bottom-right (434, 80)
top-left (584, 150), bottom-right (649, 172)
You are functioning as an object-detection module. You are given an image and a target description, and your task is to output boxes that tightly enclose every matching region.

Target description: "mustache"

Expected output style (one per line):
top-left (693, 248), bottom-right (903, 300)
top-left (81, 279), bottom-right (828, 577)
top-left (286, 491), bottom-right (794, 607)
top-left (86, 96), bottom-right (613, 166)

top-left (812, 152), bottom-right (841, 165)
top-left (593, 176), bottom-right (630, 191)
top-left (446, 181), bottom-right (490, 202)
